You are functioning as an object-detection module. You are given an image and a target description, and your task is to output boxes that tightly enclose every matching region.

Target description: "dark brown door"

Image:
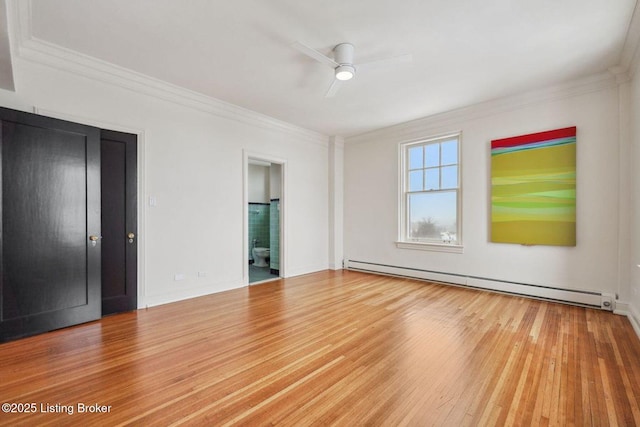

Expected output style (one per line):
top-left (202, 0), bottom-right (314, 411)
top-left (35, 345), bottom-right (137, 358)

top-left (0, 107), bottom-right (101, 342)
top-left (100, 129), bottom-right (137, 316)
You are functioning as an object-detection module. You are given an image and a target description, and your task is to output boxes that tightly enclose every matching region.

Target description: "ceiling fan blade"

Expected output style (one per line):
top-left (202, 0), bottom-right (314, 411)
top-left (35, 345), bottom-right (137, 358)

top-left (356, 53), bottom-right (413, 72)
top-left (292, 42), bottom-right (338, 68)
top-left (325, 79), bottom-right (343, 98)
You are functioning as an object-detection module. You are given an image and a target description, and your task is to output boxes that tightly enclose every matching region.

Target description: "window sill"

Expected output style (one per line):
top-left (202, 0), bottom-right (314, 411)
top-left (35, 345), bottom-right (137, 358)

top-left (395, 241), bottom-right (464, 254)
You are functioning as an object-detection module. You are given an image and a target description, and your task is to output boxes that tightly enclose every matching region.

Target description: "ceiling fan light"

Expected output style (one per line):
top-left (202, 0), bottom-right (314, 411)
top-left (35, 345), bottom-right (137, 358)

top-left (335, 64), bottom-right (355, 81)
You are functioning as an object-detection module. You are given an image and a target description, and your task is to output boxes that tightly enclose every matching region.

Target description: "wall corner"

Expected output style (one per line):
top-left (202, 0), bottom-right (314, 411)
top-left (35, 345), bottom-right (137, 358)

top-left (329, 135), bottom-right (345, 270)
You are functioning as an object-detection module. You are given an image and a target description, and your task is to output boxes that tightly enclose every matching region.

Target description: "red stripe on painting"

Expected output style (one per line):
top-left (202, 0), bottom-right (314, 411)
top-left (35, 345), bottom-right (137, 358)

top-left (491, 126), bottom-right (576, 149)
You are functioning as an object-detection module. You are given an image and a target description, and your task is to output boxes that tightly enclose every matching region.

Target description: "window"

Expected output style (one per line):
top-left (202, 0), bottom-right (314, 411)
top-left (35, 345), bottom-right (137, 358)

top-left (398, 133), bottom-right (462, 252)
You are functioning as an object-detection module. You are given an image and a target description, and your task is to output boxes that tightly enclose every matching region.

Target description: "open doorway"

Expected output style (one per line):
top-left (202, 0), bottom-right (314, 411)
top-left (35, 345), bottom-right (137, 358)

top-left (245, 153), bottom-right (285, 284)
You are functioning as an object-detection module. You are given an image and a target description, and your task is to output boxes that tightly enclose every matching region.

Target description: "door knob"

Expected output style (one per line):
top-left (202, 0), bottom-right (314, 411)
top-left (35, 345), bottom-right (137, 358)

top-left (89, 235), bottom-right (99, 247)
top-left (127, 232), bottom-right (135, 243)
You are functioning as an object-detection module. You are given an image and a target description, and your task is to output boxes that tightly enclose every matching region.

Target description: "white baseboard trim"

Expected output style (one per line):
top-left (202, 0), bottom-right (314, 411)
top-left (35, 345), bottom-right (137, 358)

top-left (141, 279), bottom-right (244, 309)
top-left (614, 301), bottom-right (630, 316)
top-left (284, 264), bottom-right (329, 278)
top-left (345, 260), bottom-right (614, 311)
top-left (628, 305), bottom-right (640, 340)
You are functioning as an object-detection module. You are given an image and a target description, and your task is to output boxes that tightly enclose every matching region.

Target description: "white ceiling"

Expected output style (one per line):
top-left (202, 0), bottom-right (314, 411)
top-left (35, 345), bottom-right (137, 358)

top-left (23, 0), bottom-right (639, 136)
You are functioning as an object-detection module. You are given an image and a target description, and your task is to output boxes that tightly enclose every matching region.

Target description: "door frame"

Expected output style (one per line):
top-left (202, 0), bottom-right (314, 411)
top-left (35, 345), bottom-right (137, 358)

top-left (34, 108), bottom-right (147, 308)
top-left (243, 150), bottom-right (286, 285)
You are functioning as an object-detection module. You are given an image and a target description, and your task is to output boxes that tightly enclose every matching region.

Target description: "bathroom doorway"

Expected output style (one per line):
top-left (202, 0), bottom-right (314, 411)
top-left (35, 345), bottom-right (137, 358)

top-left (245, 153), bottom-right (284, 284)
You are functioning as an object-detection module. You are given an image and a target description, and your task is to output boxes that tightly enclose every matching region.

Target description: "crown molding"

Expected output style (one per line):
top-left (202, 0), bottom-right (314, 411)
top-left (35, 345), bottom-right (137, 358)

top-left (329, 135), bottom-right (345, 150)
top-left (620, 0), bottom-right (640, 77)
top-left (608, 65), bottom-right (632, 85)
top-left (7, 0), bottom-right (329, 147)
top-left (346, 72), bottom-right (618, 145)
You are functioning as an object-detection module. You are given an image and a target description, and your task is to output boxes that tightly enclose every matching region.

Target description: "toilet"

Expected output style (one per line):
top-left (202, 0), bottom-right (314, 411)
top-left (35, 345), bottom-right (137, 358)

top-left (252, 247), bottom-right (270, 267)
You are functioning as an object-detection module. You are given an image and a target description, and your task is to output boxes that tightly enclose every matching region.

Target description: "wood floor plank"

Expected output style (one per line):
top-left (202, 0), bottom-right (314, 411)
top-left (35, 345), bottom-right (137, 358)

top-left (0, 270), bottom-right (639, 426)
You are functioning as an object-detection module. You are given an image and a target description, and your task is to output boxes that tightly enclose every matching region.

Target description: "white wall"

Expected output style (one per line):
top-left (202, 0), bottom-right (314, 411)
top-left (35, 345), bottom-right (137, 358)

top-left (248, 164), bottom-right (270, 203)
top-left (0, 55), bottom-right (330, 307)
top-left (270, 164), bottom-right (281, 199)
top-left (328, 136), bottom-right (344, 270)
top-left (630, 65), bottom-right (640, 327)
top-left (344, 75), bottom-right (628, 298)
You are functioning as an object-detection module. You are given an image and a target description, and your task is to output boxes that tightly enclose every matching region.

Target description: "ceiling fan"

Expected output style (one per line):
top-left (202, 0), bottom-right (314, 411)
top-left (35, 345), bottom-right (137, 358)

top-left (292, 41), bottom-right (412, 97)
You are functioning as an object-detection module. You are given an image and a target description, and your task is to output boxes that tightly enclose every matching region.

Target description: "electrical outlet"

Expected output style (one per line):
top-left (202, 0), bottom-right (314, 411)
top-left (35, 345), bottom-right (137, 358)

top-left (198, 271), bottom-right (207, 278)
top-left (174, 273), bottom-right (185, 281)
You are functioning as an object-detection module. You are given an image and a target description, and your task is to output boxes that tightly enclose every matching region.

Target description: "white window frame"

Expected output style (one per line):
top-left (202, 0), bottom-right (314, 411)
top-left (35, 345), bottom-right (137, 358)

top-left (397, 132), bottom-right (463, 253)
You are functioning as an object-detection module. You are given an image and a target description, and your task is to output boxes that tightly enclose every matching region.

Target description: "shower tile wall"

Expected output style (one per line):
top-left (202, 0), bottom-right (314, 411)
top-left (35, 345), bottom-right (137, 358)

top-left (270, 199), bottom-right (280, 272)
top-left (248, 203), bottom-right (270, 261)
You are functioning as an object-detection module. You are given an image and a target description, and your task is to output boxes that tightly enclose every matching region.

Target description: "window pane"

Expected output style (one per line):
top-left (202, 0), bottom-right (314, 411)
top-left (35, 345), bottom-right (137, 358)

top-left (409, 170), bottom-right (423, 191)
top-left (425, 168), bottom-right (439, 190)
top-left (408, 191), bottom-right (457, 242)
top-left (441, 165), bottom-right (458, 188)
top-left (409, 146), bottom-right (423, 169)
top-left (441, 140), bottom-right (458, 165)
top-left (425, 144), bottom-right (440, 167)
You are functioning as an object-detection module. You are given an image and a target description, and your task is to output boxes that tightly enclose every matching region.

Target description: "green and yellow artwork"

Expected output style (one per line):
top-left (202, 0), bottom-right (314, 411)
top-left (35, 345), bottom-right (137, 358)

top-left (491, 127), bottom-right (576, 246)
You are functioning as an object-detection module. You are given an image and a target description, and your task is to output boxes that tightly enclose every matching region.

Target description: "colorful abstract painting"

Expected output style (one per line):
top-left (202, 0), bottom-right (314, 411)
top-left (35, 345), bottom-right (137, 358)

top-left (491, 127), bottom-right (576, 246)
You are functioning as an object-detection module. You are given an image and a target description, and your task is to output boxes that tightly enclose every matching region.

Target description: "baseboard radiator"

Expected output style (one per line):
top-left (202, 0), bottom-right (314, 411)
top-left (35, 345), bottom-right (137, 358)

top-left (345, 260), bottom-right (615, 311)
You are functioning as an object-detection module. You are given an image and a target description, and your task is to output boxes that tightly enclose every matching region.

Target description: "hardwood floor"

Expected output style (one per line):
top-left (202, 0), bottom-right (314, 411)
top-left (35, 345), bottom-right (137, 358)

top-left (1, 270), bottom-right (639, 426)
